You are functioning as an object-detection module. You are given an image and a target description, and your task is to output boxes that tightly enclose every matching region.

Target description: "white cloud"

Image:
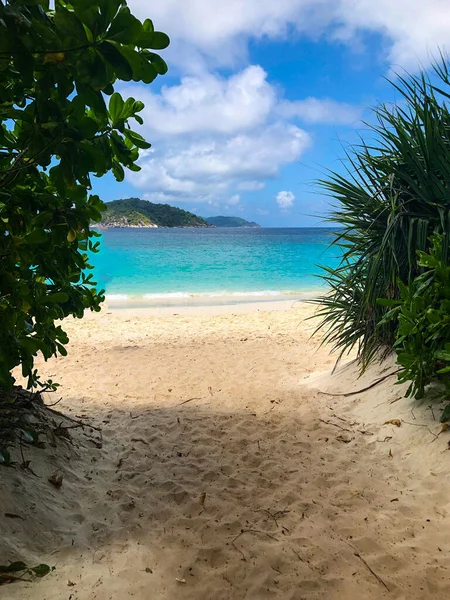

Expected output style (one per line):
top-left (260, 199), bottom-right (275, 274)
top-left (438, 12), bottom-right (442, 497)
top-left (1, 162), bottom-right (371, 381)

top-left (228, 194), bottom-right (241, 205)
top-left (123, 65), bottom-right (362, 203)
top-left (237, 181), bottom-right (266, 191)
top-left (276, 190), bottom-right (295, 209)
top-left (124, 66), bottom-right (360, 139)
top-left (278, 97), bottom-right (361, 124)
top-left (130, 0), bottom-right (329, 68)
top-left (334, 0), bottom-right (450, 70)
top-left (131, 123), bottom-right (310, 202)
top-left (131, 66), bottom-right (276, 136)
top-left (129, 0), bottom-right (450, 71)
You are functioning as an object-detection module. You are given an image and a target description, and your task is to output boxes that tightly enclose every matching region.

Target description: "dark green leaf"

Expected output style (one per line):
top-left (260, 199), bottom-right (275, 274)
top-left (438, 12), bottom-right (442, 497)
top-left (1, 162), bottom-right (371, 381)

top-left (117, 47), bottom-right (157, 84)
top-left (376, 298), bottom-right (401, 307)
top-left (25, 229), bottom-right (47, 244)
top-left (124, 129), bottom-right (151, 149)
top-left (440, 404), bottom-right (450, 423)
top-left (142, 18), bottom-right (154, 32)
top-left (142, 31), bottom-right (170, 50)
top-left (0, 450), bottom-right (11, 465)
top-left (0, 562), bottom-right (27, 573)
top-left (47, 293), bottom-right (70, 304)
top-left (98, 0), bottom-right (122, 30)
top-left (31, 564), bottom-right (52, 577)
top-left (109, 92), bottom-right (124, 124)
top-left (98, 41), bottom-right (133, 81)
top-left (54, 5), bottom-right (87, 41)
top-left (112, 161), bottom-right (125, 181)
top-left (107, 7), bottom-right (142, 43)
top-left (147, 52), bottom-right (168, 75)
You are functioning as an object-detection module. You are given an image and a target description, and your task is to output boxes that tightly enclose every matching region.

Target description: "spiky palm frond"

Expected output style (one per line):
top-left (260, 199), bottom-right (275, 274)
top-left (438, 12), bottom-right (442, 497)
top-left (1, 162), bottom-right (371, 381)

top-left (314, 57), bottom-right (450, 365)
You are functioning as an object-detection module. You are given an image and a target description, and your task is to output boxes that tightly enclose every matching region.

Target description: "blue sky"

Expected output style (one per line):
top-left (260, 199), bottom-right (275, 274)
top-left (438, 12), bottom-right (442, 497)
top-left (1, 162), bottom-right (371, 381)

top-left (92, 0), bottom-right (450, 226)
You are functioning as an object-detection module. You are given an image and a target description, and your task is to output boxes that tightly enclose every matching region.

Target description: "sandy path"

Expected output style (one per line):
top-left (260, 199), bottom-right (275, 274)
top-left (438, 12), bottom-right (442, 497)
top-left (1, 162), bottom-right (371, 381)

top-left (2, 304), bottom-right (450, 599)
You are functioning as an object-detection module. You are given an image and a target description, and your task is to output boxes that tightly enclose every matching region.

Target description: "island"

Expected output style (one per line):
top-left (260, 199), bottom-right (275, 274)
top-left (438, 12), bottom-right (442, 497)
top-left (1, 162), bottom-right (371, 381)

top-left (205, 216), bottom-right (261, 228)
top-left (98, 198), bottom-right (210, 228)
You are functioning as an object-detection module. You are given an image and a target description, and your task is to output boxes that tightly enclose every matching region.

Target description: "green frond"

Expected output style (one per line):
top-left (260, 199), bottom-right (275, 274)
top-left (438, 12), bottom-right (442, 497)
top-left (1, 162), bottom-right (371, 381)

top-left (314, 55), bottom-right (450, 364)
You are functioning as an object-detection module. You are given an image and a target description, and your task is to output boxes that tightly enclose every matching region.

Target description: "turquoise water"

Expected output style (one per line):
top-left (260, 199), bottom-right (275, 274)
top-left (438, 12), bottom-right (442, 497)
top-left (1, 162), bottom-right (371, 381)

top-left (92, 228), bottom-right (341, 303)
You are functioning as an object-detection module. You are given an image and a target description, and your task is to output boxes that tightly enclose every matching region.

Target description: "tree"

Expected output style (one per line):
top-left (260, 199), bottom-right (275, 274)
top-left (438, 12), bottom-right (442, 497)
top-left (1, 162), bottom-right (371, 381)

top-left (314, 57), bottom-right (450, 368)
top-left (0, 0), bottom-right (169, 391)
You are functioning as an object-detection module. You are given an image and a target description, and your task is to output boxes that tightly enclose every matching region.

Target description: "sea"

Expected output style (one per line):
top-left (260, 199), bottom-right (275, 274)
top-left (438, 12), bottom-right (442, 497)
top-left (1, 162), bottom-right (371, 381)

top-left (91, 227), bottom-right (341, 308)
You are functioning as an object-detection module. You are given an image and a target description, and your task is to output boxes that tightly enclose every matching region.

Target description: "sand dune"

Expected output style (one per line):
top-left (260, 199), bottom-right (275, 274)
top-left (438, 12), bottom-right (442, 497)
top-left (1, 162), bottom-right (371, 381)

top-left (2, 303), bottom-right (450, 599)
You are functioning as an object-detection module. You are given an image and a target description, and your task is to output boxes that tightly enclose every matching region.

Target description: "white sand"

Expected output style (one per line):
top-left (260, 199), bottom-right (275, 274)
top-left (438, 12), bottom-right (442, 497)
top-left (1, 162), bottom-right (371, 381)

top-left (2, 302), bottom-right (450, 599)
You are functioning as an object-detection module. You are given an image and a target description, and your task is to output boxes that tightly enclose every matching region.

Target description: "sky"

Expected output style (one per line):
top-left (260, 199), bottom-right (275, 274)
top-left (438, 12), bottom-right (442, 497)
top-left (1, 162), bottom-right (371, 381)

top-left (92, 0), bottom-right (450, 226)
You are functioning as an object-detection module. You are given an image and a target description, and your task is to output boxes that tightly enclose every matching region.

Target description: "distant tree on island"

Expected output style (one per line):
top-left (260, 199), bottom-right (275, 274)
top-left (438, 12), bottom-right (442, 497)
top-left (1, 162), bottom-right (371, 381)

top-left (0, 0), bottom-right (169, 393)
top-left (100, 198), bottom-right (210, 227)
top-left (205, 216), bottom-right (261, 228)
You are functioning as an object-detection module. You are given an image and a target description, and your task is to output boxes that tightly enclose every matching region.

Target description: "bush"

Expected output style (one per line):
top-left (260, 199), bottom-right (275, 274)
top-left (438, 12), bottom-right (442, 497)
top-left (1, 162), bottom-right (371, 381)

top-left (0, 0), bottom-right (169, 391)
top-left (314, 56), bottom-right (450, 370)
top-left (379, 235), bottom-right (450, 399)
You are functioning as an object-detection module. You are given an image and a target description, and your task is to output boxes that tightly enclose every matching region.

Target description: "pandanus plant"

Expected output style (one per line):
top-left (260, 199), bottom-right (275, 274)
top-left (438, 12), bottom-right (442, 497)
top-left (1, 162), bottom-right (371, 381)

top-left (314, 54), bottom-right (450, 368)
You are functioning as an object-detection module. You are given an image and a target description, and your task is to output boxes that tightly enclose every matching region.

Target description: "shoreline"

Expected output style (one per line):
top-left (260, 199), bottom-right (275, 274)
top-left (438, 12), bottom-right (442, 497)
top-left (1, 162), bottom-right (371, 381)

top-left (104, 289), bottom-right (324, 313)
top-left (105, 298), bottom-right (311, 316)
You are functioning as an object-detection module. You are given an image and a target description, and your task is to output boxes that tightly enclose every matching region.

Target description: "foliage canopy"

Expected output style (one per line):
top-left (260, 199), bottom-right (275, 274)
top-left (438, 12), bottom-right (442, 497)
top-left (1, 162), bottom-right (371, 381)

top-left (0, 0), bottom-right (169, 391)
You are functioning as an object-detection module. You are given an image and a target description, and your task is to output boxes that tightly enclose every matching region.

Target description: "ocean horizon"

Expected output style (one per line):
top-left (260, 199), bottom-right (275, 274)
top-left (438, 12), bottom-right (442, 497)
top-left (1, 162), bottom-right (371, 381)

top-left (92, 227), bottom-right (341, 306)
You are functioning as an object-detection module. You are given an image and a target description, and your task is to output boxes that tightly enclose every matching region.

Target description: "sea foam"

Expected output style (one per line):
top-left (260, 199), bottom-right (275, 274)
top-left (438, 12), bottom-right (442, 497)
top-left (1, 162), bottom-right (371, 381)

top-left (107, 290), bottom-right (305, 301)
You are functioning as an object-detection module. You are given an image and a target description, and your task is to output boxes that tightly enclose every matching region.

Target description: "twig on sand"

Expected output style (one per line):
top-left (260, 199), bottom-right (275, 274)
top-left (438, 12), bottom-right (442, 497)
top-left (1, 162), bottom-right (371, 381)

top-left (262, 509), bottom-right (290, 528)
top-left (56, 423), bottom-right (86, 432)
top-left (44, 397), bottom-right (63, 408)
top-left (131, 437), bottom-right (150, 446)
top-left (232, 542), bottom-right (246, 561)
top-left (291, 548), bottom-right (305, 562)
top-left (402, 420), bottom-right (439, 441)
top-left (178, 397), bottom-right (202, 406)
top-left (231, 529), bottom-right (278, 560)
top-left (341, 536), bottom-right (389, 591)
top-left (291, 548), bottom-right (316, 571)
top-left (330, 413), bottom-right (348, 423)
top-left (319, 419), bottom-right (351, 432)
top-left (318, 370), bottom-right (402, 397)
top-left (232, 529), bottom-right (278, 543)
top-left (354, 551), bottom-right (390, 591)
top-left (389, 396), bottom-right (401, 405)
top-left (4, 512), bottom-right (24, 520)
top-left (46, 406), bottom-right (102, 432)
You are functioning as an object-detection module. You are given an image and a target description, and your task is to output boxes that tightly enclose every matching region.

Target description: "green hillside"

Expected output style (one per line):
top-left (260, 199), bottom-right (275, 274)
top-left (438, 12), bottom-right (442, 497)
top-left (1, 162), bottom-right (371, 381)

top-left (205, 216), bottom-right (260, 228)
top-left (99, 198), bottom-right (210, 228)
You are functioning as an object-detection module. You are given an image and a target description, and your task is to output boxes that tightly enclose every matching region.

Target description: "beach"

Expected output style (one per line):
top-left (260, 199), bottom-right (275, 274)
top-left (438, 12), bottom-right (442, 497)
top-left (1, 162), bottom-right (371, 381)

top-left (2, 301), bottom-right (450, 599)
